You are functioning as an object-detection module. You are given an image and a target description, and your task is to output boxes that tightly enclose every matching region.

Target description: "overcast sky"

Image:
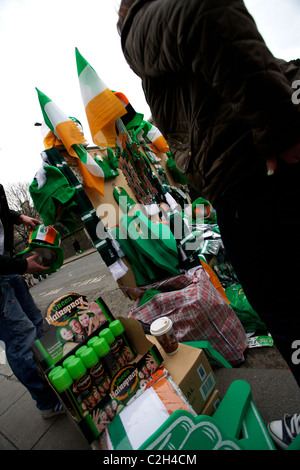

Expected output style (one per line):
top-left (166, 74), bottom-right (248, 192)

top-left (0, 0), bottom-right (300, 188)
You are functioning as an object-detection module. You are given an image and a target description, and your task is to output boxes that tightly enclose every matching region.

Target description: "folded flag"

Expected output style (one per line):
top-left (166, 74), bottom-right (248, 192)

top-left (35, 88), bottom-right (105, 196)
top-left (135, 120), bottom-right (169, 153)
top-left (75, 48), bottom-right (127, 147)
top-left (74, 144), bottom-right (105, 196)
top-left (113, 91), bottom-right (144, 130)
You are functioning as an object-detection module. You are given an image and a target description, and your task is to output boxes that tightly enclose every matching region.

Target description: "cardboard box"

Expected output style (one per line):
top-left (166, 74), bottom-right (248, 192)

top-left (106, 366), bottom-right (196, 450)
top-left (31, 294), bottom-right (116, 373)
top-left (37, 307), bottom-right (218, 445)
top-left (201, 389), bottom-right (221, 416)
top-left (40, 314), bottom-right (164, 444)
top-left (147, 337), bottom-right (217, 414)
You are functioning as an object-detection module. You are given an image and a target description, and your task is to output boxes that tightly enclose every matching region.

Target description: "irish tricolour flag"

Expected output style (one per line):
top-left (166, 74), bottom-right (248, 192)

top-left (35, 88), bottom-right (87, 155)
top-left (36, 88), bottom-right (105, 196)
top-left (75, 48), bottom-right (127, 147)
top-left (137, 120), bottom-right (169, 153)
top-left (113, 91), bottom-right (144, 130)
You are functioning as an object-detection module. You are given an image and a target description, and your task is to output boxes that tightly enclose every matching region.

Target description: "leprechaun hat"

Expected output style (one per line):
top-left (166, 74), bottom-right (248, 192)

top-left (15, 224), bottom-right (64, 274)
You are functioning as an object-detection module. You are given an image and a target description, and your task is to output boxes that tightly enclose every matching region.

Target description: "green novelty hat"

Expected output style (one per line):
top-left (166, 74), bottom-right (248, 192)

top-left (120, 214), bottom-right (180, 276)
top-left (15, 224), bottom-right (64, 274)
top-left (109, 225), bottom-right (151, 286)
top-left (29, 165), bottom-right (78, 233)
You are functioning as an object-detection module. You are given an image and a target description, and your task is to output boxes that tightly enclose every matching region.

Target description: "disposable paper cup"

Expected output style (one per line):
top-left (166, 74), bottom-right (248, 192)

top-left (150, 317), bottom-right (178, 355)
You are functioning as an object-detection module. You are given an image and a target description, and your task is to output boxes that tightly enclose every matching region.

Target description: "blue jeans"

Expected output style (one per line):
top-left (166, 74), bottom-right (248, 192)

top-left (216, 161), bottom-right (300, 386)
top-left (0, 274), bottom-right (58, 410)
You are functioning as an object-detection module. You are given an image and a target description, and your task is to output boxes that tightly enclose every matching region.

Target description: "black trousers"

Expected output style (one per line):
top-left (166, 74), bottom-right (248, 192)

top-left (216, 161), bottom-right (300, 387)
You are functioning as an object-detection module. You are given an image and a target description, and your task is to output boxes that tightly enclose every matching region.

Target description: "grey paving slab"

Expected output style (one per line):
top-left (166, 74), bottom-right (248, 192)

top-left (0, 432), bottom-right (18, 450)
top-left (0, 376), bottom-right (27, 416)
top-left (214, 368), bottom-right (300, 425)
top-left (0, 360), bottom-right (13, 378)
top-left (33, 414), bottom-right (91, 451)
top-left (0, 389), bottom-right (54, 450)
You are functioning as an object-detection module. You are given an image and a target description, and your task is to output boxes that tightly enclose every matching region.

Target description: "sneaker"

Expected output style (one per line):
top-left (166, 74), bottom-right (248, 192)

top-left (40, 402), bottom-right (65, 420)
top-left (268, 413), bottom-right (300, 449)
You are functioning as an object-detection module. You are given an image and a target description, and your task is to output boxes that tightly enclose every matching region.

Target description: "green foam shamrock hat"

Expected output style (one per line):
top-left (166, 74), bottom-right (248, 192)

top-left (15, 224), bottom-right (64, 274)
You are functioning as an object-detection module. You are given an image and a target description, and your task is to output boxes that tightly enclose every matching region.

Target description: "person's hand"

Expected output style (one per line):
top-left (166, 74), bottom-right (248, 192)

top-left (18, 215), bottom-right (41, 230)
top-left (25, 254), bottom-right (48, 274)
top-left (279, 141), bottom-right (300, 164)
top-left (266, 142), bottom-right (300, 175)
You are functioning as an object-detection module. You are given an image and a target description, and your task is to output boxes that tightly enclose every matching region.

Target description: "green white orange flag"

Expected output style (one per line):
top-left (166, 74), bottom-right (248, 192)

top-left (75, 48), bottom-right (127, 147)
top-left (35, 87), bottom-right (87, 155)
top-left (136, 120), bottom-right (169, 153)
top-left (39, 121), bottom-right (62, 151)
top-left (113, 91), bottom-right (144, 130)
top-left (35, 88), bottom-right (105, 196)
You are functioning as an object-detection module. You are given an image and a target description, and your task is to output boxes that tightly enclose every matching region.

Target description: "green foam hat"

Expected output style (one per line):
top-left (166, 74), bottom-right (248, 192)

top-left (29, 165), bottom-right (78, 233)
top-left (15, 224), bottom-right (64, 274)
top-left (121, 214), bottom-right (180, 276)
top-left (109, 226), bottom-right (151, 286)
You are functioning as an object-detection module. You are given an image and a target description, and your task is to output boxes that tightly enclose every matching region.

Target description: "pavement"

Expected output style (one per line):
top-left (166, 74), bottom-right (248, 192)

top-left (1, 250), bottom-right (300, 452)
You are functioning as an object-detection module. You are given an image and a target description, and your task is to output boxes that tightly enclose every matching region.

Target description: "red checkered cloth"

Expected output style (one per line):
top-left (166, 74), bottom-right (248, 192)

top-left (121, 268), bottom-right (247, 366)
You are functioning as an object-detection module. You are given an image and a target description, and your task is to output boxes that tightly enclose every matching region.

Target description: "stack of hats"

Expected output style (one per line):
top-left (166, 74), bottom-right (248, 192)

top-left (110, 210), bottom-right (180, 286)
top-left (29, 165), bottom-right (79, 233)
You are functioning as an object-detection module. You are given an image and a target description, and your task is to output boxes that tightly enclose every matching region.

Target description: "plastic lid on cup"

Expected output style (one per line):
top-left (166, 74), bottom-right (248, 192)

top-left (150, 317), bottom-right (172, 336)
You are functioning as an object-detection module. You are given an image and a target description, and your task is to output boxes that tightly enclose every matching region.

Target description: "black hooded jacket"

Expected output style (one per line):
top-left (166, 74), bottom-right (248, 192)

top-left (0, 184), bottom-right (27, 274)
top-left (121, 0), bottom-right (300, 206)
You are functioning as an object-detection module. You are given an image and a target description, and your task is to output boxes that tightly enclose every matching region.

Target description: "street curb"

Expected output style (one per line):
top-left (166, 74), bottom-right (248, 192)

top-left (63, 248), bottom-right (97, 265)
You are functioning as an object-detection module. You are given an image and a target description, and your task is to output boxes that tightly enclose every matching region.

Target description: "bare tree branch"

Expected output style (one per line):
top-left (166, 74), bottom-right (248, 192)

top-left (5, 182), bottom-right (41, 245)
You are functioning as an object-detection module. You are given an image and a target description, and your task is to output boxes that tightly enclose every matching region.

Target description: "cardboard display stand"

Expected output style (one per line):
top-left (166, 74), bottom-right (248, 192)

top-left (32, 297), bottom-right (165, 444)
top-left (32, 293), bottom-right (115, 370)
top-left (31, 292), bottom-right (219, 447)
